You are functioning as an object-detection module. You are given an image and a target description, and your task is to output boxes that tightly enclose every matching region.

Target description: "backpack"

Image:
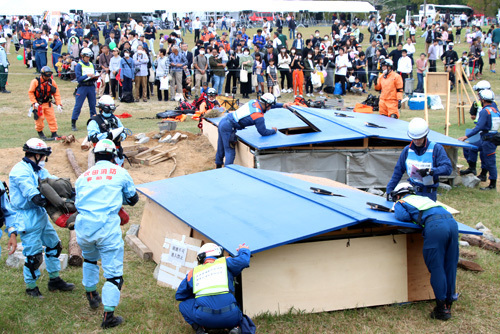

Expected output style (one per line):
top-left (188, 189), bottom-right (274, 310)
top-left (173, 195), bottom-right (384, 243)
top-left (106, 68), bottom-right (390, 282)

top-left (121, 91), bottom-right (134, 103)
top-left (291, 96), bottom-right (310, 107)
top-left (425, 31), bottom-right (433, 44)
top-left (175, 100), bottom-right (196, 113)
top-left (359, 32), bottom-right (364, 43)
top-left (157, 110), bottom-right (182, 119)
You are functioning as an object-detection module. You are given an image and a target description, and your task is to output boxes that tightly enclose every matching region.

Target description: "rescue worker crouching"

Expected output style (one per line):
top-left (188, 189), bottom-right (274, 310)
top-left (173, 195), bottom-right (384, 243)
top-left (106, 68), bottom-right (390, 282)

top-left (72, 47), bottom-right (99, 131)
top-left (386, 118), bottom-right (452, 201)
top-left (9, 138), bottom-right (75, 298)
top-left (391, 183), bottom-right (458, 321)
top-left (87, 95), bottom-right (127, 166)
top-left (459, 81), bottom-right (499, 182)
top-left (28, 66), bottom-right (64, 140)
top-left (375, 59), bottom-right (403, 119)
top-left (0, 180), bottom-right (19, 257)
top-left (74, 139), bottom-right (139, 329)
top-left (176, 243), bottom-right (252, 334)
top-left (458, 89), bottom-right (499, 190)
top-left (215, 93), bottom-right (291, 168)
top-left (192, 88), bottom-right (222, 121)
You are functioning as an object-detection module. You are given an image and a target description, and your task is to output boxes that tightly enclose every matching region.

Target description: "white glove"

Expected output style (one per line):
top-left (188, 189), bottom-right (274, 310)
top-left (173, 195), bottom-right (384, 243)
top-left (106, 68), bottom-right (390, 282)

top-left (34, 102), bottom-right (39, 109)
top-left (110, 127), bottom-right (124, 141)
top-left (57, 105), bottom-right (63, 113)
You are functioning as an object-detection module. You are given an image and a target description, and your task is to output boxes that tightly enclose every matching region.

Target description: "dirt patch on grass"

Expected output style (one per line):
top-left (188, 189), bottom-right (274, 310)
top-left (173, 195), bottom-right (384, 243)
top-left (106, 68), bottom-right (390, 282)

top-left (0, 130), bottom-right (215, 185)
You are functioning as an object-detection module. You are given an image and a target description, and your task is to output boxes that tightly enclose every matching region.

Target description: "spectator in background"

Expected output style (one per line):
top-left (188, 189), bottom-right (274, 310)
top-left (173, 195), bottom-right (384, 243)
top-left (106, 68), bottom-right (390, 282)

top-left (288, 15), bottom-right (296, 40)
top-left (210, 47), bottom-right (226, 96)
top-left (168, 45), bottom-right (187, 100)
top-left (415, 53), bottom-right (428, 93)
top-left (239, 47), bottom-right (254, 98)
top-left (144, 21), bottom-right (156, 56)
top-left (133, 45), bottom-right (148, 102)
top-left (225, 50), bottom-right (239, 97)
top-left (90, 20), bottom-right (100, 39)
top-left (277, 46), bottom-right (292, 93)
top-left (397, 49), bottom-right (412, 82)
top-left (109, 47), bottom-right (122, 99)
top-left (119, 49), bottom-right (135, 101)
top-left (387, 20), bottom-right (397, 47)
top-left (428, 39), bottom-right (439, 72)
top-left (155, 48), bottom-right (169, 102)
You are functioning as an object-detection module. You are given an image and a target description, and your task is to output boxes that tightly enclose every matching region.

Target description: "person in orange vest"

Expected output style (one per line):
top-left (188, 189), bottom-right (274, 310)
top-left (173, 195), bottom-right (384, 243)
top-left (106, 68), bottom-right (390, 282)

top-left (192, 88), bottom-right (222, 120)
top-left (28, 66), bottom-right (63, 140)
top-left (374, 59), bottom-right (403, 118)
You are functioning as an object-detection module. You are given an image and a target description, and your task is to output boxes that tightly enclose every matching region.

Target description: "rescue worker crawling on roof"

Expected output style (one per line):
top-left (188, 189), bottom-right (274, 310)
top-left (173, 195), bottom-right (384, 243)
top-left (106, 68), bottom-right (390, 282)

top-left (391, 183), bottom-right (458, 321)
top-left (374, 59), bottom-right (403, 118)
top-left (87, 95), bottom-right (127, 166)
top-left (176, 243), bottom-right (254, 334)
top-left (386, 118), bottom-right (452, 201)
top-left (28, 66), bottom-right (64, 140)
top-left (74, 139), bottom-right (138, 329)
top-left (215, 93), bottom-right (292, 168)
top-left (9, 138), bottom-right (75, 298)
top-left (458, 89), bottom-right (499, 190)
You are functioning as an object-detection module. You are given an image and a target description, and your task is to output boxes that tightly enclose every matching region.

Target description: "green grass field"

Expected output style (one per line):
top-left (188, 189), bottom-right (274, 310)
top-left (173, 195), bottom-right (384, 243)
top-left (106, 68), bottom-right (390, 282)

top-left (0, 25), bottom-right (500, 333)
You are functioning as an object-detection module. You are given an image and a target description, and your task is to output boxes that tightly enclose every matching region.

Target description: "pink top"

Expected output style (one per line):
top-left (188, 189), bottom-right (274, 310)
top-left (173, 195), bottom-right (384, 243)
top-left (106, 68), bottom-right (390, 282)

top-left (416, 58), bottom-right (428, 74)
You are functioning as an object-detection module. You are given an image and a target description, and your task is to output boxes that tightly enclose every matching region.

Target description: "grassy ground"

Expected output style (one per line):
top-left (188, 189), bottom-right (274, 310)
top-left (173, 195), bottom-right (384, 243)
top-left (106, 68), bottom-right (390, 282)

top-left (1, 25), bottom-right (500, 333)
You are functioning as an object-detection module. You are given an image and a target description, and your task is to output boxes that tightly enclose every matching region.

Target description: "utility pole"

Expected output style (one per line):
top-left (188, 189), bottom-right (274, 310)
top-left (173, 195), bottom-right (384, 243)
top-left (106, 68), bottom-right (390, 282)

top-left (423, 0), bottom-right (427, 24)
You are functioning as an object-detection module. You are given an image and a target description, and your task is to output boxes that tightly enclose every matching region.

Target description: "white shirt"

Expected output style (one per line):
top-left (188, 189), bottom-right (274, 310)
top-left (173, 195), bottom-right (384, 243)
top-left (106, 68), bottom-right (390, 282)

top-left (129, 19), bottom-right (137, 31)
top-left (273, 37), bottom-right (282, 49)
top-left (335, 54), bottom-right (348, 76)
top-left (387, 22), bottom-right (397, 35)
top-left (397, 56), bottom-right (412, 73)
top-left (403, 43), bottom-right (415, 55)
top-left (460, 14), bottom-right (467, 21)
top-left (135, 25), bottom-right (144, 36)
top-left (192, 20), bottom-right (202, 30)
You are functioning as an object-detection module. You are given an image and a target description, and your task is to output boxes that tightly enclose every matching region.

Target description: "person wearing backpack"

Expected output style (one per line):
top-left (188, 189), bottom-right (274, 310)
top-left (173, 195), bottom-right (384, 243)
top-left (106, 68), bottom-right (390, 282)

top-left (119, 49), bottom-right (135, 103)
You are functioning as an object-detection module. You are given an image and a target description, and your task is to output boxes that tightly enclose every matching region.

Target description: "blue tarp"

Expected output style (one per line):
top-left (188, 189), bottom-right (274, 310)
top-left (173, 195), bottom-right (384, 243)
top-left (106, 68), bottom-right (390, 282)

top-left (208, 107), bottom-right (474, 150)
top-left (138, 165), bottom-right (480, 256)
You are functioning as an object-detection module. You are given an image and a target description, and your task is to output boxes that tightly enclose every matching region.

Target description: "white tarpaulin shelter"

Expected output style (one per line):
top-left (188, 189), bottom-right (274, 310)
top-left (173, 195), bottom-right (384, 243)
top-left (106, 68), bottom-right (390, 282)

top-left (1, 1), bottom-right (375, 16)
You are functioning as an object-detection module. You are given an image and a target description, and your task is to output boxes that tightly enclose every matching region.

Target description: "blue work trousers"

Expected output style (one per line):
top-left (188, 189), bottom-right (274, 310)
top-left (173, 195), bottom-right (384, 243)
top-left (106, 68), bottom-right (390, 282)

top-left (35, 52), bottom-right (47, 73)
top-left (464, 138), bottom-right (496, 179)
top-left (422, 216), bottom-right (459, 301)
top-left (215, 117), bottom-right (237, 166)
top-left (72, 85), bottom-right (96, 121)
top-left (52, 53), bottom-right (61, 73)
top-left (179, 299), bottom-right (241, 329)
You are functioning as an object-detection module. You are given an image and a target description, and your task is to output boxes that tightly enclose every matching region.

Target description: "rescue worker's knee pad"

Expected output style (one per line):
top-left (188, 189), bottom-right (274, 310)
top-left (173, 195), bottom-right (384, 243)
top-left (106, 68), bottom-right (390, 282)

top-left (25, 253), bottom-right (43, 278)
top-left (84, 258), bottom-right (98, 265)
top-left (107, 276), bottom-right (124, 290)
top-left (45, 241), bottom-right (62, 258)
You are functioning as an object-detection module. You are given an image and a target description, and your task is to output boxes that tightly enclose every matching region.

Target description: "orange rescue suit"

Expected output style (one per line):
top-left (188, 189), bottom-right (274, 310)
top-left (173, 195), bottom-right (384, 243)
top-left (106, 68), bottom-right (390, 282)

top-left (28, 77), bottom-right (62, 133)
top-left (375, 71), bottom-right (403, 118)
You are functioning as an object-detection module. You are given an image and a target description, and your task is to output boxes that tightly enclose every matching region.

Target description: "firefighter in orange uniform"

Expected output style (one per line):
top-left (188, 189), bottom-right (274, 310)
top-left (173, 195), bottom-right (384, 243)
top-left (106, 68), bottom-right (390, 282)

top-left (375, 59), bottom-right (404, 118)
top-left (28, 66), bottom-right (63, 140)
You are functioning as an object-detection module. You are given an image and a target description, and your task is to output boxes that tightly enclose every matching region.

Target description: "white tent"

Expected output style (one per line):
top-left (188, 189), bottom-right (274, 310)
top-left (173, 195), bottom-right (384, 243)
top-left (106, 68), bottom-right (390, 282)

top-left (1, 0), bottom-right (375, 16)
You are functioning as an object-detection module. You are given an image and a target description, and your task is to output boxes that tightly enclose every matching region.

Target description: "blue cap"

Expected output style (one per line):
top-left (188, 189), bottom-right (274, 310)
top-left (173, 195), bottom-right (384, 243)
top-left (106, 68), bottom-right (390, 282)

top-left (53, 32), bottom-right (59, 36)
top-left (237, 31), bottom-right (242, 35)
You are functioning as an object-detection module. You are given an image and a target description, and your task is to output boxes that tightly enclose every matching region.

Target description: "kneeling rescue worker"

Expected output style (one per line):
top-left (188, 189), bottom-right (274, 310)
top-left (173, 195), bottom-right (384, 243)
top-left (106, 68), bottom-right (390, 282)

top-left (74, 139), bottom-right (139, 329)
top-left (176, 243), bottom-right (252, 334)
top-left (28, 66), bottom-right (63, 140)
top-left (375, 59), bottom-right (403, 119)
top-left (216, 93), bottom-right (291, 167)
top-left (391, 183), bottom-right (458, 321)
top-left (386, 118), bottom-right (452, 201)
top-left (9, 138), bottom-right (75, 297)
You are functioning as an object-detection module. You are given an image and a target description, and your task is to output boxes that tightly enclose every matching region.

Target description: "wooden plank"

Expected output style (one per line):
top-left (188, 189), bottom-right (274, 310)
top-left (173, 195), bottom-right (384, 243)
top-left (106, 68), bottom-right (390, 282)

top-left (234, 142), bottom-right (255, 168)
top-left (138, 198), bottom-right (191, 263)
top-left (241, 235), bottom-right (408, 317)
top-left (125, 234), bottom-right (153, 261)
top-left (407, 233), bottom-right (434, 302)
top-left (134, 145), bottom-right (163, 159)
top-left (68, 229), bottom-right (83, 267)
top-left (202, 119), bottom-right (219, 150)
top-left (66, 148), bottom-right (83, 177)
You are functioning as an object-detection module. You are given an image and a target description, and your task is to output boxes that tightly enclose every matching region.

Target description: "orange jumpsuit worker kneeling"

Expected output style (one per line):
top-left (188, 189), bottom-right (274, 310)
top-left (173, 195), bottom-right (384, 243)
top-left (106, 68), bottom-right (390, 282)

top-left (375, 59), bottom-right (403, 119)
top-left (28, 66), bottom-right (63, 140)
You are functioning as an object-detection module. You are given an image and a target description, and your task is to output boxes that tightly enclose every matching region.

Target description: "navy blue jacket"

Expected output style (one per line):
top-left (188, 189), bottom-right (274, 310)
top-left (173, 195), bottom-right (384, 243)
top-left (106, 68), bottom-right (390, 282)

top-left (233, 100), bottom-right (284, 136)
top-left (467, 102), bottom-right (499, 138)
top-left (395, 195), bottom-right (453, 226)
top-left (50, 39), bottom-right (62, 55)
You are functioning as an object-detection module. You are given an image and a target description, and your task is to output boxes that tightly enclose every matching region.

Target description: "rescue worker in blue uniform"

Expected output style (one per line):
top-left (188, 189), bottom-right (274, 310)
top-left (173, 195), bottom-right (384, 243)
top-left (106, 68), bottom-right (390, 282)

top-left (458, 89), bottom-right (499, 190)
top-left (9, 138), bottom-right (75, 298)
top-left (215, 93), bottom-right (291, 168)
top-left (0, 180), bottom-right (18, 257)
top-left (460, 81), bottom-right (499, 182)
top-left (176, 243), bottom-right (251, 334)
top-left (74, 139), bottom-right (138, 329)
top-left (386, 118), bottom-right (452, 201)
top-left (50, 32), bottom-right (63, 74)
top-left (32, 29), bottom-right (47, 74)
top-left (391, 183), bottom-right (458, 321)
top-left (87, 95), bottom-right (127, 166)
top-left (72, 47), bottom-right (99, 132)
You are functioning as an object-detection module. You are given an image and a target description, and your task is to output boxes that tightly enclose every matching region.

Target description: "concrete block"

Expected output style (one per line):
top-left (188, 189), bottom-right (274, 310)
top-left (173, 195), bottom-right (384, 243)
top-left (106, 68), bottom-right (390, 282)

top-left (153, 263), bottom-right (160, 280)
top-left (6, 251), bottom-right (25, 269)
top-left (461, 174), bottom-right (480, 188)
top-left (136, 137), bottom-right (150, 144)
top-left (438, 183), bottom-right (452, 191)
top-left (159, 134), bottom-right (172, 143)
top-left (459, 241), bottom-right (470, 247)
top-left (126, 224), bottom-right (140, 236)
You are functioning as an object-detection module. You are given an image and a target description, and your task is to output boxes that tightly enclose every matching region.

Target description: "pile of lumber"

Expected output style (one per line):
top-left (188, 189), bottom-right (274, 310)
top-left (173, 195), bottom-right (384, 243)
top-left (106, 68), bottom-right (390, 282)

top-left (131, 146), bottom-right (177, 166)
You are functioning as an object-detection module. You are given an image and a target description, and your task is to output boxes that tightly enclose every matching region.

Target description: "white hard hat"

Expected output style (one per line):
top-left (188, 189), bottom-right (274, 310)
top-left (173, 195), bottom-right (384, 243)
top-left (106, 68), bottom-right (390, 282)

top-left (207, 87), bottom-right (217, 96)
top-left (94, 139), bottom-right (117, 155)
top-left (197, 243), bottom-right (223, 263)
top-left (335, 34), bottom-right (340, 39)
top-left (407, 117), bottom-right (429, 140)
top-left (390, 182), bottom-right (415, 200)
top-left (81, 47), bottom-right (93, 58)
top-left (382, 59), bottom-right (393, 67)
top-left (23, 138), bottom-right (52, 156)
top-left (260, 93), bottom-right (276, 106)
top-left (473, 80), bottom-right (491, 92)
top-left (98, 95), bottom-right (116, 112)
top-left (479, 89), bottom-right (495, 102)
top-left (448, 42), bottom-right (454, 47)
top-left (0, 37), bottom-right (6, 44)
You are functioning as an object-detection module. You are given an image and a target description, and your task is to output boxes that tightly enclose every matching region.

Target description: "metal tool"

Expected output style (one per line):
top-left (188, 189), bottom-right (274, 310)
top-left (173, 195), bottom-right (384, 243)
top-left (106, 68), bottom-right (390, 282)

top-left (366, 202), bottom-right (393, 212)
top-left (365, 122), bottom-right (386, 129)
top-left (310, 187), bottom-right (345, 197)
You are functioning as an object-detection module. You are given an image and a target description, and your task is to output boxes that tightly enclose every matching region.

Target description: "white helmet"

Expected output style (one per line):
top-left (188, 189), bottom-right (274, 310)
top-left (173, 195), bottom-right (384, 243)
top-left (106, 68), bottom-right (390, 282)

top-left (0, 37), bottom-right (6, 44)
top-left (260, 93), bottom-right (276, 106)
top-left (207, 87), bottom-right (217, 97)
top-left (407, 118), bottom-right (429, 140)
top-left (473, 80), bottom-right (491, 92)
top-left (390, 182), bottom-right (415, 201)
top-left (94, 139), bottom-right (117, 156)
top-left (98, 95), bottom-right (116, 113)
top-left (197, 243), bottom-right (223, 263)
top-left (382, 59), bottom-right (393, 67)
top-left (23, 138), bottom-right (52, 156)
top-left (448, 42), bottom-right (454, 47)
top-left (81, 47), bottom-right (93, 58)
top-left (479, 89), bottom-right (495, 102)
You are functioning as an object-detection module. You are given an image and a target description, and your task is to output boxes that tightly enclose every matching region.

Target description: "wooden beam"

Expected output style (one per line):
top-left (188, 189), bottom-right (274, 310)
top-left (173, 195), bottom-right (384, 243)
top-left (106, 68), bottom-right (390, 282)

top-left (66, 148), bottom-right (83, 177)
top-left (125, 234), bottom-right (153, 261)
top-left (68, 229), bottom-right (83, 267)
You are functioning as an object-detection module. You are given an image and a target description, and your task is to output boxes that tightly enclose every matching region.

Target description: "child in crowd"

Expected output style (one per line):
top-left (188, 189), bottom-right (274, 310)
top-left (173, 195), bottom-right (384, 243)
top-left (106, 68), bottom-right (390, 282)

top-left (200, 82), bottom-right (209, 96)
top-left (266, 58), bottom-right (278, 94)
top-left (488, 43), bottom-right (497, 73)
top-left (350, 77), bottom-right (363, 95)
top-left (354, 51), bottom-right (367, 93)
top-left (55, 56), bottom-right (64, 76)
top-left (468, 52), bottom-right (478, 81)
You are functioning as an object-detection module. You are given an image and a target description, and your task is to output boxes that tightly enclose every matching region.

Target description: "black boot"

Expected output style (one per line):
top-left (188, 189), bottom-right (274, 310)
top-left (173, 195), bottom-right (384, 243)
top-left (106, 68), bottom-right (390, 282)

top-left (229, 327), bottom-right (242, 334)
top-left (48, 276), bottom-right (75, 292)
top-left (446, 300), bottom-right (453, 312)
top-left (216, 164), bottom-right (223, 169)
top-left (26, 286), bottom-right (44, 298)
top-left (477, 169), bottom-right (488, 182)
top-left (480, 179), bottom-right (496, 190)
top-left (38, 131), bottom-right (47, 140)
top-left (51, 132), bottom-right (60, 139)
top-left (1, 88), bottom-right (11, 93)
top-left (71, 119), bottom-right (78, 131)
top-left (191, 323), bottom-right (207, 334)
top-left (390, 113), bottom-right (398, 119)
top-left (101, 311), bottom-right (124, 329)
top-left (460, 161), bottom-right (477, 176)
top-left (430, 300), bottom-right (451, 320)
top-left (86, 290), bottom-right (102, 309)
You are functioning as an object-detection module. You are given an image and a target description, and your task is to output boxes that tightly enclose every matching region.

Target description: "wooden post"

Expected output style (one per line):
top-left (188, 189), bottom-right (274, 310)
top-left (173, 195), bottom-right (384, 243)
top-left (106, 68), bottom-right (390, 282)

top-left (66, 148), bottom-right (83, 178)
top-left (68, 229), bottom-right (83, 266)
top-left (424, 76), bottom-right (428, 123)
top-left (445, 80), bottom-right (450, 136)
top-left (456, 76), bottom-right (461, 126)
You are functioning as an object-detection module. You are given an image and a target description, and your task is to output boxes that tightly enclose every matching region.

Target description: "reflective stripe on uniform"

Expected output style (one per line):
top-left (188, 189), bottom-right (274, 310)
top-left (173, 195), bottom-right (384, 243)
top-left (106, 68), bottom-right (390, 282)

top-left (79, 61), bottom-right (95, 76)
top-left (406, 141), bottom-right (435, 183)
top-left (400, 195), bottom-right (441, 211)
top-left (485, 106), bottom-right (500, 133)
top-left (193, 257), bottom-right (229, 298)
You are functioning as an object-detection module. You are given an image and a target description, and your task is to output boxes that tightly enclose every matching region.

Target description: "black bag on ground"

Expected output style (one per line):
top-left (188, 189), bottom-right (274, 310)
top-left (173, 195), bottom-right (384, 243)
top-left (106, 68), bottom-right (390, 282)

top-left (361, 94), bottom-right (379, 111)
top-left (121, 91), bottom-right (134, 103)
top-left (308, 100), bottom-right (326, 109)
top-left (156, 111), bottom-right (182, 119)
